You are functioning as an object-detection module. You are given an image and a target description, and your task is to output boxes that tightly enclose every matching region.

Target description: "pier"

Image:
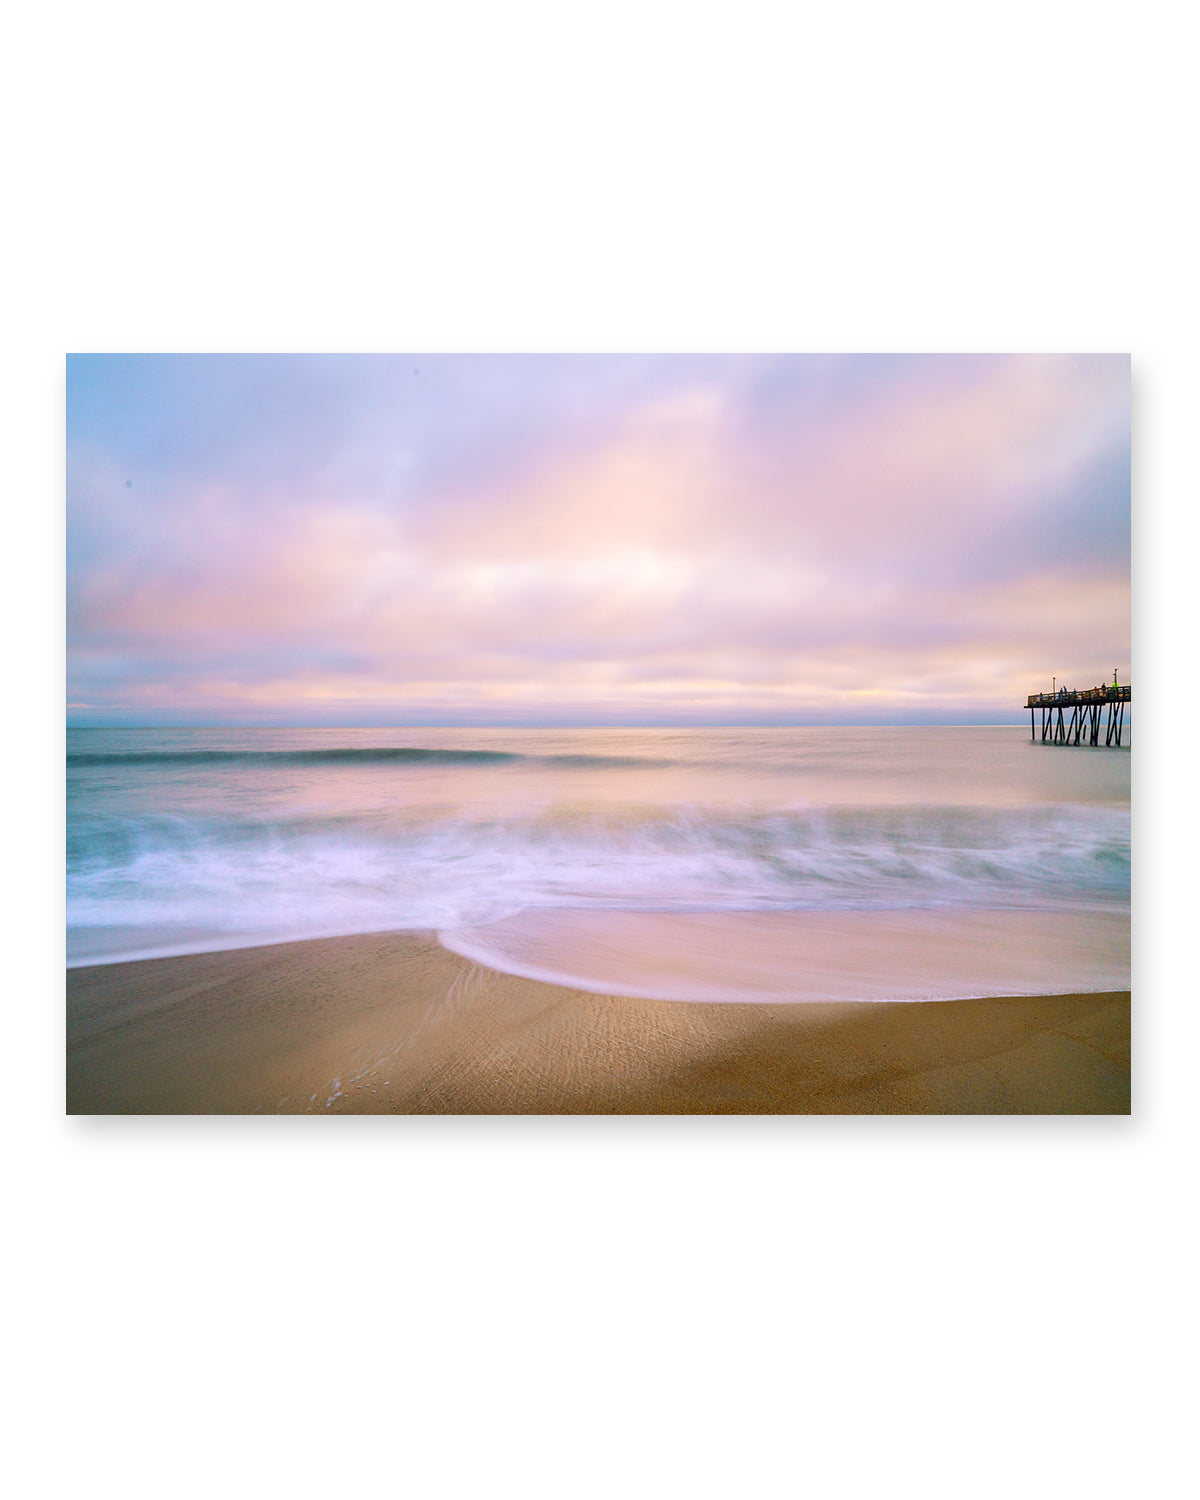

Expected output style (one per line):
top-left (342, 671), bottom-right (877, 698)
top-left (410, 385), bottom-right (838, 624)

top-left (1026, 685), bottom-right (1130, 746)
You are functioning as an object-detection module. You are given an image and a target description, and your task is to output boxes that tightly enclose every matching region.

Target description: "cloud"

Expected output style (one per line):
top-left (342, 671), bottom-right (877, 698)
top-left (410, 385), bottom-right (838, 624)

top-left (66, 354), bottom-right (1130, 723)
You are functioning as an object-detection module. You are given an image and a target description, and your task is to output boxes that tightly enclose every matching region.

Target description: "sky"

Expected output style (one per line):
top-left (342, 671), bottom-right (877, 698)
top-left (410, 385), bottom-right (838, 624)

top-left (65, 353), bottom-right (1130, 726)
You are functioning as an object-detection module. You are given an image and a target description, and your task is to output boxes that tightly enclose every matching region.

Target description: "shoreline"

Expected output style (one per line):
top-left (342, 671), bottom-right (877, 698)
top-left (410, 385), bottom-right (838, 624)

top-left (68, 903), bottom-right (1131, 1003)
top-left (66, 929), bottom-right (1131, 1114)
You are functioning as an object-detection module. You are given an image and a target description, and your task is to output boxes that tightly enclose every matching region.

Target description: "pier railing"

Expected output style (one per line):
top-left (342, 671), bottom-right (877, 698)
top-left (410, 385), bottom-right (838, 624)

top-left (1026, 686), bottom-right (1129, 746)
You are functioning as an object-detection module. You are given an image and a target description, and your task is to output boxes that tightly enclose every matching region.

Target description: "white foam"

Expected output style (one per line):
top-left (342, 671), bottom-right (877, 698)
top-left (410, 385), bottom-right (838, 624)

top-left (66, 802), bottom-right (1130, 965)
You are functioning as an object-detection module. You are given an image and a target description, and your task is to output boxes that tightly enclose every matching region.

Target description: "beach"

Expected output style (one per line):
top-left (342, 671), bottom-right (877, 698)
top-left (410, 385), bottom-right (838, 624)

top-left (66, 929), bottom-right (1130, 1114)
top-left (66, 725), bottom-right (1130, 1113)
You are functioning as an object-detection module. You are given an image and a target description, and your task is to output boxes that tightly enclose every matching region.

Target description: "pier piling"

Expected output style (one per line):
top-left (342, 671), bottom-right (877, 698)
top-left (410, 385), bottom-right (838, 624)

top-left (1026, 685), bottom-right (1129, 747)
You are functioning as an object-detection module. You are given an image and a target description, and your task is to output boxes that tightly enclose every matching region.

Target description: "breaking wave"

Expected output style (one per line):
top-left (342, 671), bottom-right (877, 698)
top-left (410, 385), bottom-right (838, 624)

top-left (67, 800), bottom-right (1130, 964)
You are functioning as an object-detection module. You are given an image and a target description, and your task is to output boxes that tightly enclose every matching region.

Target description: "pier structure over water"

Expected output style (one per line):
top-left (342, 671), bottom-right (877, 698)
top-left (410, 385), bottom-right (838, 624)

top-left (1026, 685), bottom-right (1130, 746)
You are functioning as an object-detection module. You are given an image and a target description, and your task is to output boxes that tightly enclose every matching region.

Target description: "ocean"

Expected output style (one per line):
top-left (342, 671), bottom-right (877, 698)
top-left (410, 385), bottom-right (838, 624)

top-left (65, 726), bottom-right (1131, 1001)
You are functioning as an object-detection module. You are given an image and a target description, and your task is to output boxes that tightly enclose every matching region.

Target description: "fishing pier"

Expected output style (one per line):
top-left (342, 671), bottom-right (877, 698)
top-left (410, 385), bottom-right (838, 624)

top-left (1027, 685), bottom-right (1130, 747)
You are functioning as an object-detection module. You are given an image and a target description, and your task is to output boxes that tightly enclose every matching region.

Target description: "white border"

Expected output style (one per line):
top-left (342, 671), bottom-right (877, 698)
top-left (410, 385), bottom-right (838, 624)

top-left (7, 3), bottom-right (1194, 1497)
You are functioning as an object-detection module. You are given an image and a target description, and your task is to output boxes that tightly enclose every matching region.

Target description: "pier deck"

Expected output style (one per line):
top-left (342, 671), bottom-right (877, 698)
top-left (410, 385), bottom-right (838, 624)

top-left (1026, 686), bottom-right (1130, 746)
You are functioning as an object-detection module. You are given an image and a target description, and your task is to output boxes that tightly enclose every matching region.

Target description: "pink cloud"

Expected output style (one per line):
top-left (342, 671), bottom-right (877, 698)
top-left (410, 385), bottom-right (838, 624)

top-left (67, 355), bottom-right (1129, 722)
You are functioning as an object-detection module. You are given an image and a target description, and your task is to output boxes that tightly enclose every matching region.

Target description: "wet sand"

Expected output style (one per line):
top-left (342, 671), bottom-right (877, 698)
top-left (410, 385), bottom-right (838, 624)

top-left (65, 930), bottom-right (1131, 1114)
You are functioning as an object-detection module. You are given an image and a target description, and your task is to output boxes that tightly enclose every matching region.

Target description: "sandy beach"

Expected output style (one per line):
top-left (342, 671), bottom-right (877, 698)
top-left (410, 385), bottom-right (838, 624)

top-left (66, 930), bottom-right (1131, 1114)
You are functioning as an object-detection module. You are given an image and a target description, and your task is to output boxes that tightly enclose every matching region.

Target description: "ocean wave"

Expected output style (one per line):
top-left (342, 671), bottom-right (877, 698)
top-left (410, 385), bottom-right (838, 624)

top-left (67, 747), bottom-right (668, 769)
top-left (66, 801), bottom-right (1131, 963)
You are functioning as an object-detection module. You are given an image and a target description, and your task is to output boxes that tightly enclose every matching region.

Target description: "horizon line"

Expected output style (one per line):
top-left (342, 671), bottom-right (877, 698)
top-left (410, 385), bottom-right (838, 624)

top-left (66, 718), bottom-right (1041, 731)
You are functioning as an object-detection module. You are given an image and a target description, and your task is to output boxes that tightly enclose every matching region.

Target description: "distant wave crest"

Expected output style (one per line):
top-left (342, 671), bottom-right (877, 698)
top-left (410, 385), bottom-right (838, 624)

top-left (68, 747), bottom-right (668, 769)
